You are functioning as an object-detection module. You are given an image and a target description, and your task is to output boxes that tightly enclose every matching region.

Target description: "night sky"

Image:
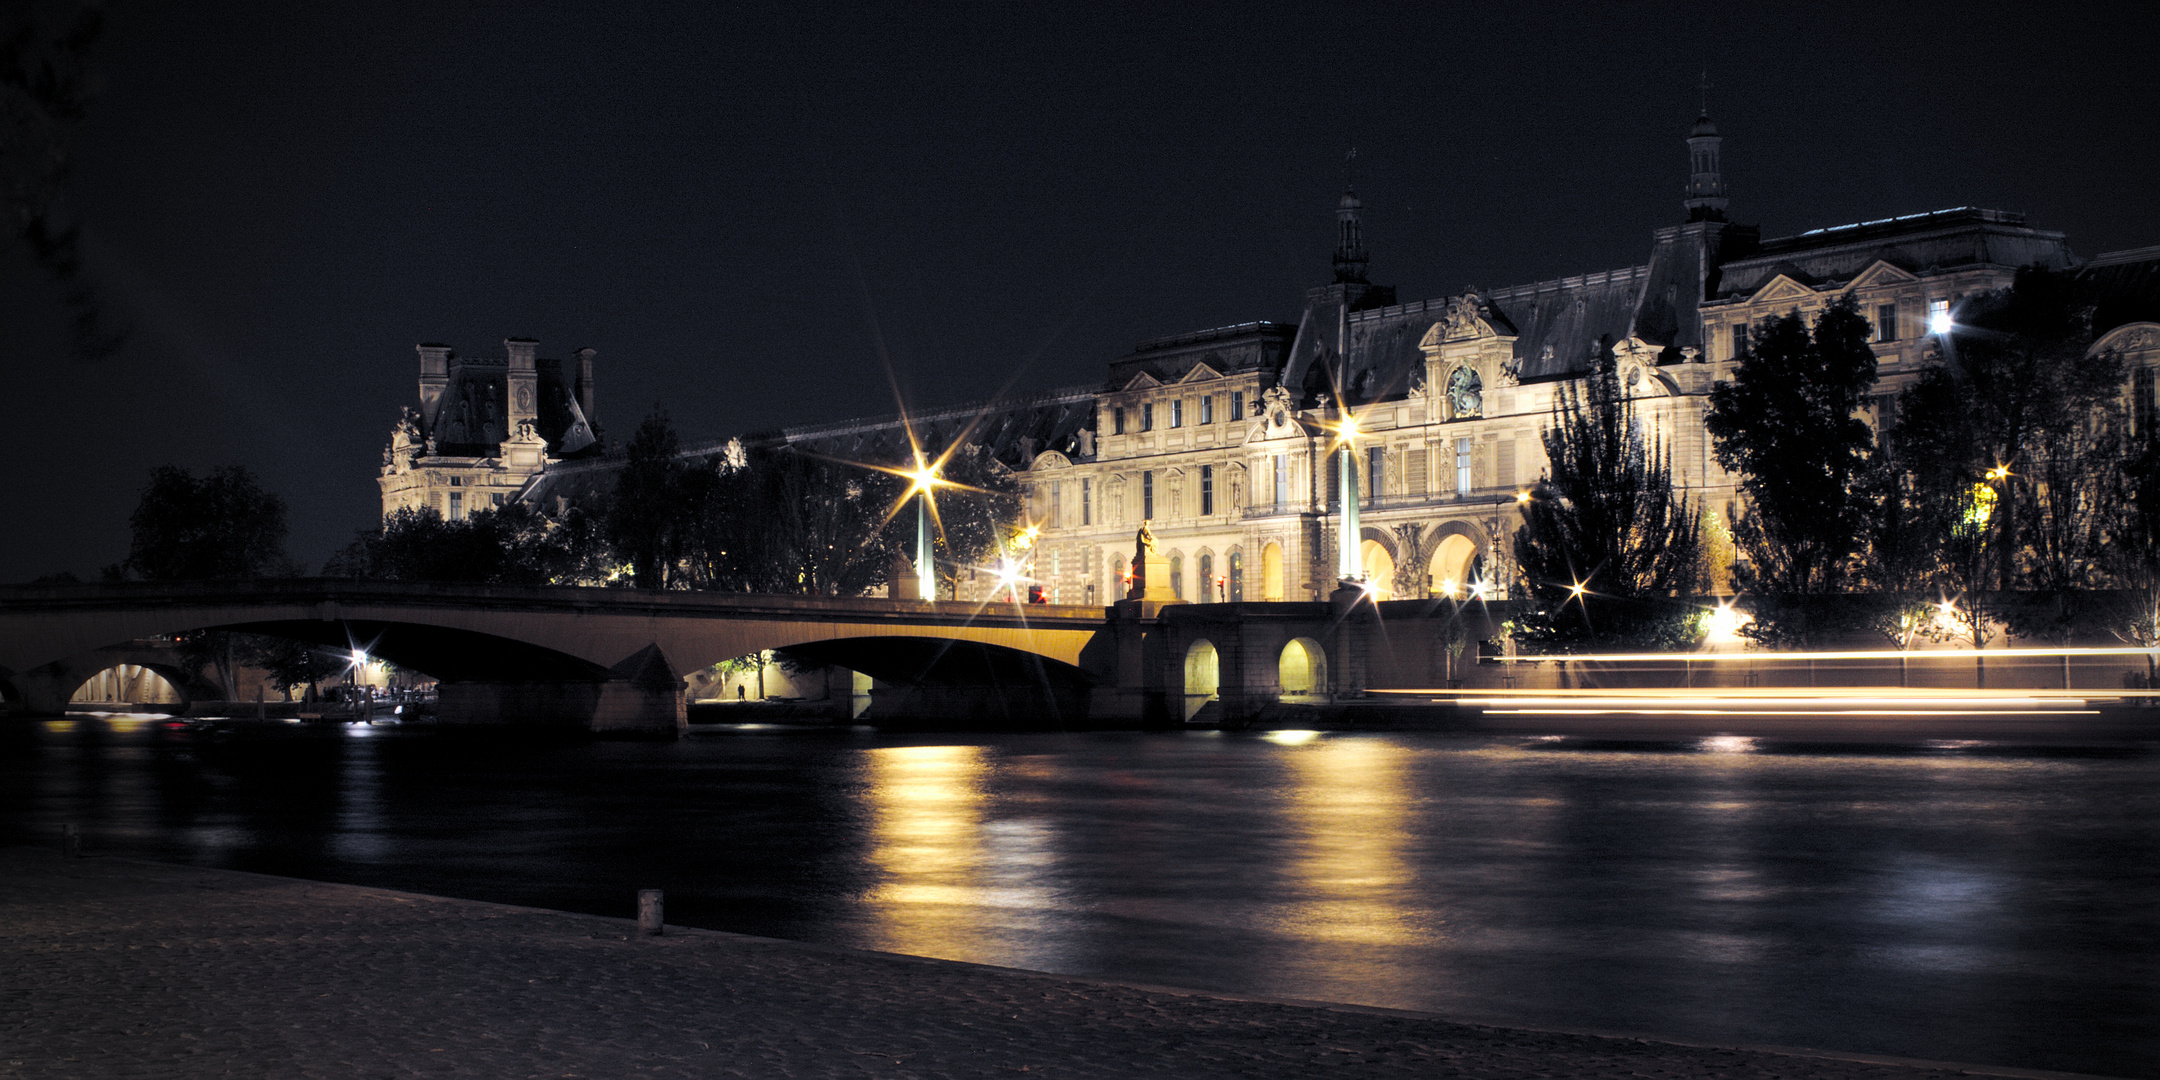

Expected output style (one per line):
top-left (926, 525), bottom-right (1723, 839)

top-left (6, 0), bottom-right (2157, 579)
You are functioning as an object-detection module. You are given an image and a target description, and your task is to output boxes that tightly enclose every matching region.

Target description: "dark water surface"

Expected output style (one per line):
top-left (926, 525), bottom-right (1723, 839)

top-left (4, 716), bottom-right (2155, 1077)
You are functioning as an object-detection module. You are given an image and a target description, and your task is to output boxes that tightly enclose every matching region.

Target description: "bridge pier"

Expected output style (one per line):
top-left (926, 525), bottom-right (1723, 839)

top-left (435, 644), bottom-right (687, 738)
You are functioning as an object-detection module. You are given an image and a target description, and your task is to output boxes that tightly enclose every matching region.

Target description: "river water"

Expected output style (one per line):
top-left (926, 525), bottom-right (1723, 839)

top-left (3, 716), bottom-right (2154, 1077)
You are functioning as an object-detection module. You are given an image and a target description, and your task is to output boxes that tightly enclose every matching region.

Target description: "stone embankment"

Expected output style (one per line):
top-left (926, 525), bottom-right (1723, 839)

top-left (0, 848), bottom-right (2108, 1079)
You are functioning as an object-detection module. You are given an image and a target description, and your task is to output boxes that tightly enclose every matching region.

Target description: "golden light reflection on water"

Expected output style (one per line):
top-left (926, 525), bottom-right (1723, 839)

top-left (1282, 738), bottom-right (1417, 948)
top-left (861, 743), bottom-right (1064, 962)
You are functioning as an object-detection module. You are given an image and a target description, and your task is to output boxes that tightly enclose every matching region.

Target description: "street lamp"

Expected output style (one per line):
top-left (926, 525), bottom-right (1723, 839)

top-left (1332, 410), bottom-right (1363, 583)
top-left (903, 459), bottom-right (944, 601)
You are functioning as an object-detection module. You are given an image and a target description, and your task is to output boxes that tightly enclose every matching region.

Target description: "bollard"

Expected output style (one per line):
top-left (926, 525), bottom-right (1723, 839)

top-left (60, 824), bottom-right (81, 858)
top-left (637, 889), bottom-right (664, 936)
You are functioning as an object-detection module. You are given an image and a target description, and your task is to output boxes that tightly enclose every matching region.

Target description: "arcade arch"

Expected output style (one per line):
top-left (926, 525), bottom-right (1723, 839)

top-left (1278, 637), bottom-right (1328, 698)
top-left (1182, 638), bottom-right (1220, 721)
top-left (1260, 542), bottom-right (1285, 601)
top-left (1427, 524), bottom-right (1488, 598)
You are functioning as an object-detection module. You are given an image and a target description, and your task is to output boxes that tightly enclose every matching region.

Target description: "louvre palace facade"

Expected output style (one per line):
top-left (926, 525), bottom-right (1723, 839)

top-left (381, 112), bottom-right (2160, 605)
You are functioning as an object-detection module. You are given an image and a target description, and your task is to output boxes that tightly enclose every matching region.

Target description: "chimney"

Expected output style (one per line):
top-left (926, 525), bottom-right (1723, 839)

top-left (503, 338), bottom-right (540, 453)
top-left (574, 347), bottom-right (596, 422)
top-left (416, 343), bottom-right (452, 427)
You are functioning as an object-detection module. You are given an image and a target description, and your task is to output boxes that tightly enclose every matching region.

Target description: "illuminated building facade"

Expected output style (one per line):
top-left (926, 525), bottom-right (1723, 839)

top-left (378, 338), bottom-right (601, 520)
top-left (1015, 113), bottom-right (2160, 605)
top-left (377, 117), bottom-right (2160, 606)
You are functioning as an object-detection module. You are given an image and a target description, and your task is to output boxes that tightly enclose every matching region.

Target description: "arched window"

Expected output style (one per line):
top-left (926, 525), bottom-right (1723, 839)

top-left (1197, 552), bottom-right (1214, 601)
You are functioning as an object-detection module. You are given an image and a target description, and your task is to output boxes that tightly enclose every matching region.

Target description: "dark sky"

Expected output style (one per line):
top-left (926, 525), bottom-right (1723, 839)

top-left (7, 0), bottom-right (2158, 578)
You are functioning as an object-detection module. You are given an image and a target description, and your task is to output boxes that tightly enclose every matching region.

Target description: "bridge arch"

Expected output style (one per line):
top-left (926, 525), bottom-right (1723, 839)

top-left (1182, 638), bottom-right (1220, 721)
top-left (1279, 637), bottom-right (1328, 699)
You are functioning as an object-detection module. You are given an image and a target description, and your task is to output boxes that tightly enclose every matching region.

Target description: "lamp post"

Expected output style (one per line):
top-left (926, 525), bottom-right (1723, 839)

top-left (1335, 412), bottom-right (1362, 583)
top-left (903, 460), bottom-right (943, 602)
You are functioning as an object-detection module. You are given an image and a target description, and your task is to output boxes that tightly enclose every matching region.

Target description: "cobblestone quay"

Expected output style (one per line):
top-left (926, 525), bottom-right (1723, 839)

top-left (0, 848), bottom-right (2106, 1080)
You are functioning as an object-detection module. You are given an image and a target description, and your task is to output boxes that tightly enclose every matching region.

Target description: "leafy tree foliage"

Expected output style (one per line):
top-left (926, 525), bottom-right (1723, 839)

top-left (607, 405), bottom-right (697, 590)
top-left (324, 502), bottom-right (608, 586)
top-left (122, 465), bottom-right (292, 580)
top-left (1513, 342), bottom-right (1704, 649)
top-left (2, 0), bottom-right (125, 357)
top-left (1703, 296), bottom-right (1878, 643)
top-left (1888, 267), bottom-right (2127, 648)
top-left (683, 442), bottom-right (1020, 596)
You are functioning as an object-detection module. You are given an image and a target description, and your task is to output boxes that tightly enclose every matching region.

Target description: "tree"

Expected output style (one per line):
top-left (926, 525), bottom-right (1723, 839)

top-left (123, 465), bottom-right (292, 580)
top-left (1889, 267), bottom-right (2126, 652)
top-left (1703, 295), bottom-right (1878, 645)
top-left (606, 406), bottom-right (697, 589)
top-left (682, 440), bottom-right (1021, 597)
top-left (324, 502), bottom-right (609, 586)
top-left (2, 0), bottom-right (125, 358)
top-left (1513, 341), bottom-right (1704, 649)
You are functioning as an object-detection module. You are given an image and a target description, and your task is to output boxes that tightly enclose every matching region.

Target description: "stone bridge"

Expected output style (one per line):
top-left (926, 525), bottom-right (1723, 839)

top-left (0, 580), bottom-right (1503, 735)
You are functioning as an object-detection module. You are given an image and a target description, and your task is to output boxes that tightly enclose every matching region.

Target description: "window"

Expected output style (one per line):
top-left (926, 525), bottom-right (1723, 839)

top-left (1273, 454), bottom-right (1288, 508)
top-left (1141, 403), bottom-right (1154, 431)
top-left (1198, 553), bottom-right (1213, 600)
top-left (1199, 395), bottom-right (1213, 424)
top-left (448, 492), bottom-right (464, 519)
top-left (448, 476), bottom-right (462, 487)
top-left (1200, 465), bottom-right (1214, 515)
top-left (1730, 322), bottom-right (1747, 359)
top-left (491, 493), bottom-right (505, 507)
top-left (1928, 297), bottom-right (1950, 334)
top-left (1143, 471), bottom-right (1155, 520)
top-left (1877, 303), bottom-right (1899, 342)
top-left (1170, 399), bottom-right (1183, 428)
top-left (1050, 482), bottom-right (1062, 527)
top-left (2136, 367), bottom-right (2157, 438)
top-left (1404, 447), bottom-right (1428, 495)
top-left (1230, 391), bottom-right (1244, 421)
top-left (1169, 552), bottom-right (1183, 600)
top-left (1876, 394), bottom-right (1900, 449)
top-left (1081, 478), bottom-right (1092, 525)
top-left (1367, 446), bottom-right (1383, 503)
top-left (1228, 551), bottom-right (1243, 601)
top-left (1113, 407), bottom-right (1126, 435)
top-left (1456, 437), bottom-right (1473, 496)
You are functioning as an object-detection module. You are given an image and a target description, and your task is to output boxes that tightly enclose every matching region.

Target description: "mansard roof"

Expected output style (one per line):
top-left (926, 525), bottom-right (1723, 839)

top-left (423, 352), bottom-right (594, 459)
top-left (1715, 207), bottom-right (2073, 301)
top-left (2079, 246), bottom-right (2160, 336)
top-left (1104, 321), bottom-right (1294, 391)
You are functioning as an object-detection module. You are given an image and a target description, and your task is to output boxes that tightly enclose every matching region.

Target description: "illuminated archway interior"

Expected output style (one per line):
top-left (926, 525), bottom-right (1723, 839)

top-left (1279, 637), bottom-right (1327, 696)
top-left (1359, 539), bottom-right (1395, 600)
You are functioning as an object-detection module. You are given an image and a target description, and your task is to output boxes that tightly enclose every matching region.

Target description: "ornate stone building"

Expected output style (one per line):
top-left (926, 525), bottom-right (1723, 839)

top-left (1014, 111), bottom-right (2160, 605)
top-left (378, 338), bottom-right (601, 520)
top-left (378, 114), bottom-right (2160, 606)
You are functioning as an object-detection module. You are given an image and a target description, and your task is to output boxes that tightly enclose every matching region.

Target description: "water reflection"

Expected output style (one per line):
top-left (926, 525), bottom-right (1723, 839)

top-left (1280, 737), bottom-right (1415, 947)
top-left (1, 720), bottom-right (2152, 1078)
top-left (860, 744), bottom-right (1064, 964)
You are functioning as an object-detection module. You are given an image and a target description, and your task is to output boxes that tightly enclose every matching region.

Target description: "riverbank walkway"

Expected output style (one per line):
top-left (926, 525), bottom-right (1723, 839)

top-left (0, 848), bottom-right (2107, 1080)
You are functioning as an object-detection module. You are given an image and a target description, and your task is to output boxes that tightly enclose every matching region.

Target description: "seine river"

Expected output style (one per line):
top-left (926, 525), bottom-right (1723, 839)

top-left (3, 716), bottom-right (2155, 1077)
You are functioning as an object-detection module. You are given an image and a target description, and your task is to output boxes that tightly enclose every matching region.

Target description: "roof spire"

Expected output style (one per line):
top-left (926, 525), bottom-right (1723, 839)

top-left (1684, 81), bottom-right (1728, 223)
top-left (1333, 148), bottom-right (1369, 285)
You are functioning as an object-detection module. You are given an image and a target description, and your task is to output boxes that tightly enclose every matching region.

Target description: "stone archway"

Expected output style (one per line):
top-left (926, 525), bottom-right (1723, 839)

top-left (1360, 540), bottom-right (1396, 600)
top-left (1261, 541), bottom-right (1285, 601)
top-left (1183, 638), bottom-right (1220, 721)
top-left (1427, 525), bottom-right (1488, 599)
top-left (1279, 637), bottom-right (1328, 698)
top-left (68, 664), bottom-right (186, 707)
